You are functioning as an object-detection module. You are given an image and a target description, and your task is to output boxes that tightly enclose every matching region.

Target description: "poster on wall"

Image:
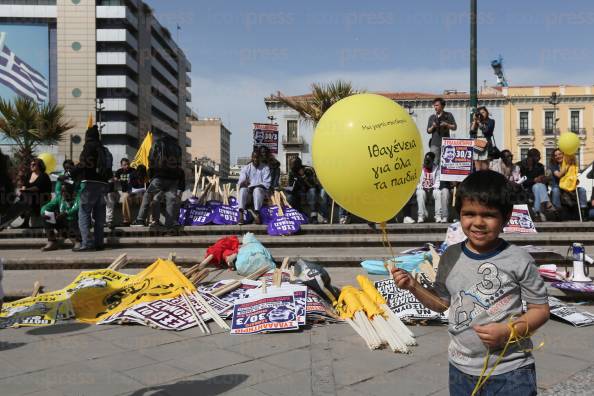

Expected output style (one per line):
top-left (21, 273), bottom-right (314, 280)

top-left (253, 123), bottom-right (279, 154)
top-left (0, 25), bottom-right (50, 103)
top-left (439, 138), bottom-right (474, 182)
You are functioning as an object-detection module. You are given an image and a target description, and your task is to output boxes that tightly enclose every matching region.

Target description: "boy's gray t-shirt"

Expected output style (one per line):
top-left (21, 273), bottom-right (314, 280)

top-left (432, 241), bottom-right (547, 376)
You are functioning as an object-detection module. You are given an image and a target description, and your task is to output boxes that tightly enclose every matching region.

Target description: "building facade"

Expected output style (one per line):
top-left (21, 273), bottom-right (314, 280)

top-left (265, 91), bottom-right (506, 173)
top-left (0, 0), bottom-right (192, 167)
top-left (187, 117), bottom-right (231, 178)
top-left (496, 85), bottom-right (594, 168)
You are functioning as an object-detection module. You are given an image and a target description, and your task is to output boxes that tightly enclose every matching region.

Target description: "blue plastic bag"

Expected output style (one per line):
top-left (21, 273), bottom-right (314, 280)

top-left (360, 252), bottom-right (429, 275)
top-left (235, 233), bottom-right (276, 276)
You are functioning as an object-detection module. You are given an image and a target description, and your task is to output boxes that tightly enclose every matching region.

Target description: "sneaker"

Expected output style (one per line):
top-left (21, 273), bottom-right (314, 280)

top-left (339, 215), bottom-right (350, 224)
top-left (434, 216), bottom-right (442, 223)
top-left (417, 216), bottom-right (425, 223)
top-left (403, 216), bottom-right (415, 224)
top-left (41, 241), bottom-right (59, 252)
top-left (131, 220), bottom-right (145, 227)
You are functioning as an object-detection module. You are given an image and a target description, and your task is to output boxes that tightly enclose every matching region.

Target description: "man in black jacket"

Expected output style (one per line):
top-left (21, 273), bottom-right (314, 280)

top-left (71, 126), bottom-right (112, 252)
top-left (132, 133), bottom-right (182, 230)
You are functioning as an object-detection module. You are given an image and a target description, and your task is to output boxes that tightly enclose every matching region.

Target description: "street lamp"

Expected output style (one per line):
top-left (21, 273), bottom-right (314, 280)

top-left (69, 134), bottom-right (81, 161)
top-left (548, 92), bottom-right (560, 135)
top-left (96, 98), bottom-right (105, 136)
top-left (267, 115), bottom-right (276, 125)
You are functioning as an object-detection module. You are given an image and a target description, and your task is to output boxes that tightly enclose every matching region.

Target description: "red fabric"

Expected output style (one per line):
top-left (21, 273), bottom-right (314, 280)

top-left (205, 236), bottom-right (240, 267)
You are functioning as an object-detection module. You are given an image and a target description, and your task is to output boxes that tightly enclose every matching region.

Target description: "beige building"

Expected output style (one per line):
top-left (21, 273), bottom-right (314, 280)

top-left (0, 0), bottom-right (192, 168)
top-left (495, 85), bottom-right (594, 168)
top-left (187, 117), bottom-right (231, 178)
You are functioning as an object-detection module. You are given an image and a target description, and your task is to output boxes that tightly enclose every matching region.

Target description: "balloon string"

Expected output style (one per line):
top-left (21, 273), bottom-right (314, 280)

top-left (379, 222), bottom-right (396, 262)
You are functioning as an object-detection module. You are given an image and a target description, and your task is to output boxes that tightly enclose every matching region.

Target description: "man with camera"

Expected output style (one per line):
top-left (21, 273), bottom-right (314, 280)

top-left (427, 97), bottom-right (457, 163)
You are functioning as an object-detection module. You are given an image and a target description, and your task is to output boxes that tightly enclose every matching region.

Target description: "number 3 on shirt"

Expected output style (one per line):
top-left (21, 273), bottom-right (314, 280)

top-left (476, 262), bottom-right (501, 295)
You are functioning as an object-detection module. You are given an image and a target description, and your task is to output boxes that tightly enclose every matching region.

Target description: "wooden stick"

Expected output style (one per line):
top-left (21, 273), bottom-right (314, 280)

top-left (189, 289), bottom-right (230, 330)
top-left (280, 257), bottom-right (290, 272)
top-left (107, 253), bottom-right (127, 270)
top-left (168, 252), bottom-right (176, 262)
top-left (279, 191), bottom-right (292, 208)
top-left (452, 186), bottom-right (457, 208)
top-left (330, 200), bottom-right (335, 225)
top-left (31, 281), bottom-right (42, 297)
top-left (190, 268), bottom-right (210, 285)
top-left (200, 176), bottom-right (205, 192)
top-left (181, 291), bottom-right (209, 334)
top-left (192, 163), bottom-right (199, 196)
top-left (211, 265), bottom-right (270, 297)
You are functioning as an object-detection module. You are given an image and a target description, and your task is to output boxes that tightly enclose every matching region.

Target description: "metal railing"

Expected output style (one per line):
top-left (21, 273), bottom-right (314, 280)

top-left (516, 128), bottom-right (534, 136)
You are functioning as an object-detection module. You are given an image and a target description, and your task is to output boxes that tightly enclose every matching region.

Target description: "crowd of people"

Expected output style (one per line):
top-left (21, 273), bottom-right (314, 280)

top-left (0, 125), bottom-right (185, 252)
top-left (1, 99), bottom-right (593, 253)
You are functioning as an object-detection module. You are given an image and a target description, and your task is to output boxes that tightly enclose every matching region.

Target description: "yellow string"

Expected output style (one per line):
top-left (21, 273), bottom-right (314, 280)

top-left (471, 317), bottom-right (544, 396)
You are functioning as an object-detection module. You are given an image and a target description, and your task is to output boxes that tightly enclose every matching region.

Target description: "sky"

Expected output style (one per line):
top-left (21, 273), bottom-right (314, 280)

top-left (148, 0), bottom-right (594, 162)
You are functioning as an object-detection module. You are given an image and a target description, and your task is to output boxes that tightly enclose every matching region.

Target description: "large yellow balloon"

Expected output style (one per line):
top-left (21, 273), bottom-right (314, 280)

top-left (312, 94), bottom-right (422, 223)
top-left (558, 132), bottom-right (580, 155)
top-left (37, 152), bottom-right (57, 174)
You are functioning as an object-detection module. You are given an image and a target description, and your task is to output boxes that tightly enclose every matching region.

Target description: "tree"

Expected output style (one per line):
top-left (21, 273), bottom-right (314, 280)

top-left (0, 97), bottom-right (73, 180)
top-left (275, 80), bottom-right (363, 124)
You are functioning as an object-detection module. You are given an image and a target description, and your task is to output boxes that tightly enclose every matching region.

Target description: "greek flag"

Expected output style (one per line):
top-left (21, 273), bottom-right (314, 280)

top-left (0, 32), bottom-right (49, 103)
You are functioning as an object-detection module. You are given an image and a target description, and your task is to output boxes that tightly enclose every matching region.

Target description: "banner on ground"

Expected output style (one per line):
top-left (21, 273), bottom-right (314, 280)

top-left (547, 297), bottom-right (594, 327)
top-left (374, 279), bottom-right (448, 323)
top-left (247, 284), bottom-right (307, 326)
top-left (231, 292), bottom-right (299, 334)
top-left (503, 204), bottom-right (537, 234)
top-left (439, 138), bottom-right (474, 182)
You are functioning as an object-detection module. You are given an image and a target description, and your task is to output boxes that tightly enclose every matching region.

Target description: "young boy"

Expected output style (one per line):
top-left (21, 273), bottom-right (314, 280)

top-left (392, 170), bottom-right (549, 395)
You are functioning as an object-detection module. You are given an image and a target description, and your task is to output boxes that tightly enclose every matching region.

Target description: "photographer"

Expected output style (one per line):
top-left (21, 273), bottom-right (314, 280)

top-left (471, 106), bottom-right (496, 170)
top-left (427, 98), bottom-right (457, 163)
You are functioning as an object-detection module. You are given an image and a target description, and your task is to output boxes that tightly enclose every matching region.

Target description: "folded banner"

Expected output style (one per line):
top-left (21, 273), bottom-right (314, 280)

top-left (73, 259), bottom-right (195, 323)
top-left (0, 289), bottom-right (74, 328)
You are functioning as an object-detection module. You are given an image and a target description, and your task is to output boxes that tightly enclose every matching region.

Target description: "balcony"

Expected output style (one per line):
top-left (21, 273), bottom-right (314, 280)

top-left (96, 29), bottom-right (138, 49)
top-left (570, 128), bottom-right (587, 135)
top-left (542, 128), bottom-right (560, 136)
top-left (97, 75), bottom-right (138, 95)
top-left (101, 121), bottom-right (137, 136)
top-left (516, 128), bottom-right (534, 136)
top-left (100, 98), bottom-right (138, 116)
top-left (97, 52), bottom-right (138, 72)
top-left (282, 135), bottom-right (305, 148)
top-left (96, 6), bottom-right (138, 27)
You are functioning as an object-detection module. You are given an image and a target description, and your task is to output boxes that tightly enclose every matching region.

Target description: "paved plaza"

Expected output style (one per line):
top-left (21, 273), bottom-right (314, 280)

top-left (1, 269), bottom-right (593, 396)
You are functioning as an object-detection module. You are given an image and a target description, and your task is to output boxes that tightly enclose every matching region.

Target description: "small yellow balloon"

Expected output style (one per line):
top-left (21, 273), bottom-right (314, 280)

top-left (312, 94), bottom-right (422, 223)
top-left (558, 132), bottom-right (580, 155)
top-left (37, 152), bottom-right (57, 174)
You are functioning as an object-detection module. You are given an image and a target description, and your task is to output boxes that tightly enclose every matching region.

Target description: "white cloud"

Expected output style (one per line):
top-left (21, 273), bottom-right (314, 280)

top-left (190, 67), bottom-right (593, 163)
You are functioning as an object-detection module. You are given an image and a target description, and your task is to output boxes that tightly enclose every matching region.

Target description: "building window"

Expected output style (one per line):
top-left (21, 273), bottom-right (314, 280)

top-left (570, 110), bottom-right (580, 133)
top-left (286, 153), bottom-right (300, 173)
top-left (287, 120), bottom-right (298, 140)
top-left (544, 111), bottom-right (555, 135)
top-left (520, 148), bottom-right (529, 161)
top-left (519, 111), bottom-right (529, 134)
top-left (545, 148), bottom-right (555, 166)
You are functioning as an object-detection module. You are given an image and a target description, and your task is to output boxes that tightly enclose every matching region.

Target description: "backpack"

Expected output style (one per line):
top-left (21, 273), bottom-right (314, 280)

top-left (96, 145), bottom-right (113, 180)
top-left (150, 136), bottom-right (181, 170)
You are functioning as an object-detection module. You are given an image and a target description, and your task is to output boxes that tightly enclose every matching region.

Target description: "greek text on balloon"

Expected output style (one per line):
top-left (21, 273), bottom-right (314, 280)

top-left (361, 118), bottom-right (407, 132)
top-left (367, 139), bottom-right (418, 159)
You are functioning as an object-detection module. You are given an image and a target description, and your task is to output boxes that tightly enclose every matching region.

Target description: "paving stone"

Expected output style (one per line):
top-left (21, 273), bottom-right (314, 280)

top-left (123, 362), bottom-right (191, 386)
top-left (108, 331), bottom-right (185, 351)
top-left (199, 359), bottom-right (290, 389)
top-left (224, 331), bottom-right (311, 359)
top-left (252, 369), bottom-right (312, 396)
top-left (122, 373), bottom-right (260, 396)
top-left (166, 349), bottom-right (252, 374)
top-left (261, 347), bottom-right (312, 371)
top-left (137, 338), bottom-right (219, 362)
top-left (0, 375), bottom-right (46, 395)
top-left (86, 351), bottom-right (159, 372)
top-left (536, 351), bottom-right (594, 388)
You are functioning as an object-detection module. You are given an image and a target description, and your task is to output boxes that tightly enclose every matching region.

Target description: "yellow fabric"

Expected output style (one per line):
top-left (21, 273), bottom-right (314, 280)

top-left (357, 290), bottom-right (384, 319)
top-left (73, 259), bottom-right (195, 323)
top-left (0, 259), bottom-right (194, 327)
top-left (130, 131), bottom-right (153, 169)
top-left (337, 286), bottom-right (364, 319)
top-left (356, 275), bottom-right (387, 306)
top-left (559, 160), bottom-right (578, 192)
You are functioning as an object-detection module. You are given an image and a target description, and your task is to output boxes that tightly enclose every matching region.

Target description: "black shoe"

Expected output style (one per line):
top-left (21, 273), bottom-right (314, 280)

top-left (238, 210), bottom-right (245, 225)
top-left (131, 220), bottom-right (145, 227)
top-left (72, 246), bottom-right (95, 252)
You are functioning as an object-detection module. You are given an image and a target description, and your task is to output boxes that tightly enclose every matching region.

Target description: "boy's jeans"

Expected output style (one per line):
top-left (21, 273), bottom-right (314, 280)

top-left (449, 363), bottom-right (537, 396)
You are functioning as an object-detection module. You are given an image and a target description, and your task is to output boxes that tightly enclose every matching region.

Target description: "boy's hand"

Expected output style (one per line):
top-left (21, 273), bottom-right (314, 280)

top-left (473, 322), bottom-right (511, 349)
top-left (390, 267), bottom-right (417, 291)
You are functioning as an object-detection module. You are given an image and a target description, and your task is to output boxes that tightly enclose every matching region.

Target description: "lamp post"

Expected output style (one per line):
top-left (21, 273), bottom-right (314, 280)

top-left (96, 98), bottom-right (105, 137)
top-left (548, 92), bottom-right (560, 135)
top-left (469, 0), bottom-right (478, 118)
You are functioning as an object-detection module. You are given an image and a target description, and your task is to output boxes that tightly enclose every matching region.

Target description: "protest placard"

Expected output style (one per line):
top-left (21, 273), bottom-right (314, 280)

top-left (503, 204), bottom-right (537, 234)
top-left (231, 292), bottom-right (299, 334)
top-left (439, 138), bottom-right (474, 182)
top-left (253, 123), bottom-right (278, 154)
top-left (374, 279), bottom-right (448, 322)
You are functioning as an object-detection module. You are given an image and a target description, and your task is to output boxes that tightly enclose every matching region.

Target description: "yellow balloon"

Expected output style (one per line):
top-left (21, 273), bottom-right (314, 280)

top-left (312, 94), bottom-right (422, 223)
top-left (558, 132), bottom-right (580, 155)
top-left (37, 152), bottom-right (57, 174)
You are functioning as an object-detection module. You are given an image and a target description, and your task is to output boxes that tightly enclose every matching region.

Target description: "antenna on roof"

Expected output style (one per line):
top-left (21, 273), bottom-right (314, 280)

top-left (490, 55), bottom-right (508, 87)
